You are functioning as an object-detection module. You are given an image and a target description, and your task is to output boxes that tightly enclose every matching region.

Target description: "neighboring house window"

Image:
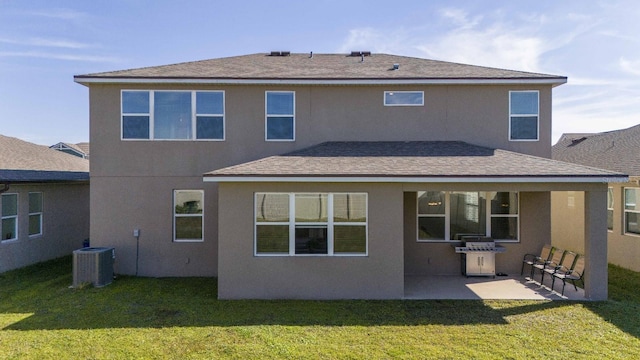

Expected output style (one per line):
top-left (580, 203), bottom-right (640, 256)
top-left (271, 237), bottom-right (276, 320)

top-left (624, 188), bottom-right (640, 235)
top-left (121, 90), bottom-right (224, 141)
top-left (1, 193), bottom-right (18, 241)
top-left (29, 192), bottom-right (43, 237)
top-left (173, 190), bottom-right (204, 242)
top-left (255, 193), bottom-right (367, 256)
top-left (417, 191), bottom-right (518, 242)
top-left (384, 91), bottom-right (424, 106)
top-left (509, 91), bottom-right (539, 141)
top-left (265, 91), bottom-right (295, 141)
top-left (607, 187), bottom-right (614, 231)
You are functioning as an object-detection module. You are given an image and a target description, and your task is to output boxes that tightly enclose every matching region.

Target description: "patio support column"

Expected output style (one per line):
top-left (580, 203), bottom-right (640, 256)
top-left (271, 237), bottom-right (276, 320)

top-left (583, 188), bottom-right (608, 300)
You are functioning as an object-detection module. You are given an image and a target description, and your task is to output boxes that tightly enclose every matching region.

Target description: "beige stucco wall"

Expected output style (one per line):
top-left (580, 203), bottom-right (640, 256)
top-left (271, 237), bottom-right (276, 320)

top-left (0, 182), bottom-right (89, 273)
top-left (552, 179), bottom-right (640, 272)
top-left (86, 82), bottom-right (554, 277)
top-left (217, 182), bottom-right (404, 299)
top-left (90, 176), bottom-right (218, 277)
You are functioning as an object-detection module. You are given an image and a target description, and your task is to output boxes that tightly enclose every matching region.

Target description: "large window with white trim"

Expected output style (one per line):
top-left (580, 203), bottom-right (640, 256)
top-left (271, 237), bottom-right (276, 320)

top-left (1, 193), bottom-right (18, 241)
top-left (173, 190), bottom-right (204, 242)
top-left (624, 188), bottom-right (640, 235)
top-left (121, 90), bottom-right (224, 140)
top-left (255, 193), bottom-right (367, 256)
top-left (418, 191), bottom-right (519, 242)
top-left (509, 91), bottom-right (539, 141)
top-left (265, 91), bottom-right (295, 141)
top-left (28, 192), bottom-right (43, 237)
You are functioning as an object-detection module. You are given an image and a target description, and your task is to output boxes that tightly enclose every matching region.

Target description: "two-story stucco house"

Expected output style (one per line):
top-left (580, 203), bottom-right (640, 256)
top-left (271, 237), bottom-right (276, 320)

top-left (74, 52), bottom-right (625, 300)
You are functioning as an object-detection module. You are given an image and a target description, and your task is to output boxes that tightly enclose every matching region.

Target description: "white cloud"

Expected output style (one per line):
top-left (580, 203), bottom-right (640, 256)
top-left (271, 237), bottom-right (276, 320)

top-left (619, 57), bottom-right (640, 76)
top-left (0, 37), bottom-right (93, 49)
top-left (23, 8), bottom-right (87, 20)
top-left (416, 28), bottom-right (545, 72)
top-left (0, 51), bottom-right (120, 63)
top-left (438, 8), bottom-right (481, 30)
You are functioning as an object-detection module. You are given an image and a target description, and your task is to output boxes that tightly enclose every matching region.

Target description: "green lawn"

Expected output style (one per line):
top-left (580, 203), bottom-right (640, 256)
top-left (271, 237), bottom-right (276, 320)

top-left (1, 258), bottom-right (639, 359)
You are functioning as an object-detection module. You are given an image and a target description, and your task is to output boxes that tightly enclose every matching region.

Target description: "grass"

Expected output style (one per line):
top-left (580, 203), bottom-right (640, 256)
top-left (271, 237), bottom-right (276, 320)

top-left (1, 258), bottom-right (640, 359)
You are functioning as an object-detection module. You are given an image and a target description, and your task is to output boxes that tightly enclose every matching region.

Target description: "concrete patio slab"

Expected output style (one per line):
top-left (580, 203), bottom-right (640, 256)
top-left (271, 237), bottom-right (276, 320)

top-left (404, 274), bottom-right (586, 300)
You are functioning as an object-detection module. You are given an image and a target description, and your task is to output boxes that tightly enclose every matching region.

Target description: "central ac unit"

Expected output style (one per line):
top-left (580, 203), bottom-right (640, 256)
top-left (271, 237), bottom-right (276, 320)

top-left (72, 247), bottom-right (115, 288)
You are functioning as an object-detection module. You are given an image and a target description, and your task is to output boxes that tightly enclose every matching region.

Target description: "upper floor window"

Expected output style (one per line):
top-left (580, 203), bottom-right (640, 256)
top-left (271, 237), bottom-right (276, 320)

top-left (174, 190), bottom-right (204, 242)
top-left (624, 188), bottom-right (640, 236)
top-left (384, 91), bottom-right (424, 106)
top-left (265, 91), bottom-right (295, 141)
top-left (1, 193), bottom-right (18, 241)
top-left (29, 192), bottom-right (43, 237)
top-left (509, 91), bottom-right (539, 141)
top-left (121, 90), bottom-right (224, 141)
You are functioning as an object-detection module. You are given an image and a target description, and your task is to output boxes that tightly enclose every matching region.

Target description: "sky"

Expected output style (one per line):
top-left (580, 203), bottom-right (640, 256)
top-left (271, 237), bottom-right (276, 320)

top-left (1, 0), bottom-right (639, 145)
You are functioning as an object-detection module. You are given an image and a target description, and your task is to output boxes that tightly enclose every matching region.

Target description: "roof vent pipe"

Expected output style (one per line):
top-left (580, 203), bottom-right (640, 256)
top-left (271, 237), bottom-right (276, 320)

top-left (310, 51), bottom-right (313, 58)
top-left (361, 54), bottom-right (364, 62)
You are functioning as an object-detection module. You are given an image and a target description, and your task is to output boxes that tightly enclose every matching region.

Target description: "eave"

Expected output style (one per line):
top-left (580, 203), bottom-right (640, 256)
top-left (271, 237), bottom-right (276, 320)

top-left (74, 76), bottom-right (567, 87)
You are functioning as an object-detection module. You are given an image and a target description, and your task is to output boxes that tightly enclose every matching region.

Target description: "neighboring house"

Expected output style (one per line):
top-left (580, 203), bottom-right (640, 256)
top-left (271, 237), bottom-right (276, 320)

top-left (50, 142), bottom-right (90, 159)
top-left (0, 135), bottom-right (89, 273)
top-left (552, 124), bottom-right (640, 272)
top-left (74, 52), bottom-right (625, 300)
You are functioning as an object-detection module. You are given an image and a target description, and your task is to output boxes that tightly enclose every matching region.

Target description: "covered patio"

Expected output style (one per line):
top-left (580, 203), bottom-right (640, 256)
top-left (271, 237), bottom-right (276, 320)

top-left (206, 141), bottom-right (626, 300)
top-left (405, 275), bottom-right (585, 300)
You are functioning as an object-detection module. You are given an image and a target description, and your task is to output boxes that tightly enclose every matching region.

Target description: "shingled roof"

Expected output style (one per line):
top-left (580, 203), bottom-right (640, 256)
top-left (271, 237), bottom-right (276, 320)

top-left (0, 135), bottom-right (89, 182)
top-left (553, 124), bottom-right (640, 176)
top-left (203, 141), bottom-right (624, 182)
top-left (75, 53), bottom-right (567, 85)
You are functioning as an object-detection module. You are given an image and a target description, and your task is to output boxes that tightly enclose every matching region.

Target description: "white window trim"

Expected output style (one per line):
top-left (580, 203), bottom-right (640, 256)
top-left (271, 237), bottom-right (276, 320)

top-left (624, 187), bottom-right (640, 237)
top-left (121, 90), bottom-right (225, 141)
top-left (173, 189), bottom-right (204, 243)
top-left (508, 90), bottom-right (539, 142)
top-left (417, 191), bottom-right (519, 243)
top-left (383, 91), bottom-right (424, 106)
top-left (607, 187), bottom-right (614, 232)
top-left (254, 192), bottom-right (368, 256)
top-left (195, 91), bottom-right (226, 141)
top-left (28, 192), bottom-right (43, 238)
top-left (1, 193), bottom-right (18, 242)
top-left (265, 91), bottom-right (296, 142)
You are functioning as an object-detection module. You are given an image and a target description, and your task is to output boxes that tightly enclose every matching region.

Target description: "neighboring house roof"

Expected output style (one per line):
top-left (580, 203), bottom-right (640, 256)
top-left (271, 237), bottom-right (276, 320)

top-left (553, 124), bottom-right (640, 176)
top-left (50, 142), bottom-right (89, 159)
top-left (203, 141), bottom-right (624, 183)
top-left (74, 53), bottom-right (567, 86)
top-left (0, 135), bottom-right (89, 182)
top-left (76, 142), bottom-right (90, 157)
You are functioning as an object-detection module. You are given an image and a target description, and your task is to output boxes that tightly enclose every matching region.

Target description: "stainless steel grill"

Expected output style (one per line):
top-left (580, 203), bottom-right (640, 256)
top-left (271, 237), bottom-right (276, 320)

top-left (455, 238), bottom-right (505, 277)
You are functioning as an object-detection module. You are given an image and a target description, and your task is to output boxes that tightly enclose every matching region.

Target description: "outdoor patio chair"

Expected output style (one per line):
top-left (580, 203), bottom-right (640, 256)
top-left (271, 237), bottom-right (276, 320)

top-left (552, 255), bottom-right (585, 295)
top-left (521, 244), bottom-right (553, 277)
top-left (532, 248), bottom-right (565, 283)
top-left (541, 250), bottom-right (577, 285)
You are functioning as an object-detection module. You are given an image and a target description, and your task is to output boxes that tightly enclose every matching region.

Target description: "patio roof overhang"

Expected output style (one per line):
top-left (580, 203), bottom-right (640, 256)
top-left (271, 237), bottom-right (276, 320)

top-left (203, 141), bottom-right (628, 185)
